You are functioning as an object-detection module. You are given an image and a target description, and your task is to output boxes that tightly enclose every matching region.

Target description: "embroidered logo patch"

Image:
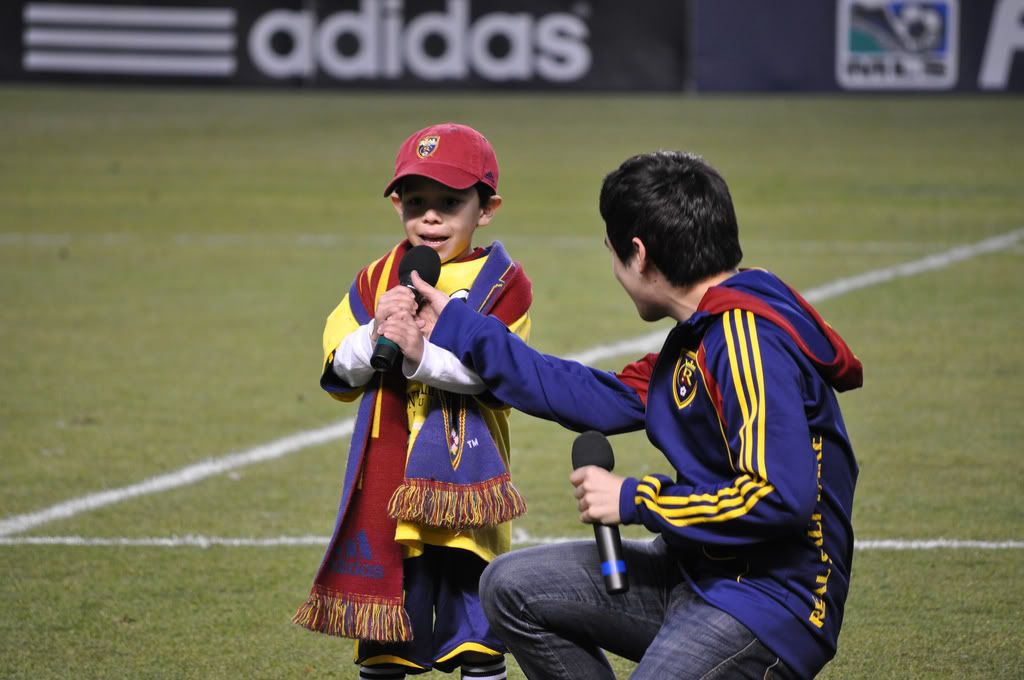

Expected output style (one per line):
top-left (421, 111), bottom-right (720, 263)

top-left (672, 352), bottom-right (699, 410)
top-left (440, 392), bottom-right (467, 470)
top-left (417, 135), bottom-right (440, 158)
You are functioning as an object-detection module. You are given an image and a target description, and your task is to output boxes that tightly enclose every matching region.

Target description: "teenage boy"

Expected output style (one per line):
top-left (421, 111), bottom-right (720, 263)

top-left (396, 151), bottom-right (863, 679)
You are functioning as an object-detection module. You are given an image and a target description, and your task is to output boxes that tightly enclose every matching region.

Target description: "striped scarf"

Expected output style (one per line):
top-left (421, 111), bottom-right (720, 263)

top-left (293, 240), bottom-right (532, 642)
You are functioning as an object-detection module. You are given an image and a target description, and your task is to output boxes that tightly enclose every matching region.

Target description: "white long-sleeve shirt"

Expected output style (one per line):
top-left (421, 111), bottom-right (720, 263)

top-left (332, 321), bottom-right (486, 395)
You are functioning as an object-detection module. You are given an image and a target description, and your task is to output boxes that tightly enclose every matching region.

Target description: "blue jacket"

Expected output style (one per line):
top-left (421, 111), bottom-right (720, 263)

top-left (430, 269), bottom-right (863, 678)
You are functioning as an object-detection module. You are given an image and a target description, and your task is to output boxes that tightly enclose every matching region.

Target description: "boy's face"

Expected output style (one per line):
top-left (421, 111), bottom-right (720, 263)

top-left (391, 176), bottom-right (501, 263)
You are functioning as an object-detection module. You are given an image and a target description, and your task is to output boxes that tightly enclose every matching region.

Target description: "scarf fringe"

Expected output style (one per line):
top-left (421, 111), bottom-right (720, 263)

top-left (292, 587), bottom-right (413, 642)
top-left (386, 473), bottom-right (527, 530)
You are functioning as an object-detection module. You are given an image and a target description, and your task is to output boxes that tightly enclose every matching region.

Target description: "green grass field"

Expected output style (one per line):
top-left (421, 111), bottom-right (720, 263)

top-left (1, 85), bottom-right (1021, 679)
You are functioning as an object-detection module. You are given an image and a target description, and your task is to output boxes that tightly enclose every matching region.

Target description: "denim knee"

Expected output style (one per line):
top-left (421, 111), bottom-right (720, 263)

top-left (479, 552), bottom-right (514, 620)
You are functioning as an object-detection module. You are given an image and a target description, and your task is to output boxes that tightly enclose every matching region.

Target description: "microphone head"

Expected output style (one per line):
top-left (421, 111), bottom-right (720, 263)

top-left (399, 245), bottom-right (442, 287)
top-left (571, 430), bottom-right (614, 471)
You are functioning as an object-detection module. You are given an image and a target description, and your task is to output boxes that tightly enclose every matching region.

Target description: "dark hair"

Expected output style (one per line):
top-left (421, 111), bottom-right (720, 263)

top-left (599, 151), bottom-right (742, 288)
top-left (474, 182), bottom-right (496, 204)
top-left (394, 178), bottom-right (495, 205)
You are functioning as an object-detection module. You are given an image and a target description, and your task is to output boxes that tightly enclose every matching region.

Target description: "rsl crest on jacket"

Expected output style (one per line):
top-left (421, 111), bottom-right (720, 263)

top-left (672, 351), bottom-right (700, 410)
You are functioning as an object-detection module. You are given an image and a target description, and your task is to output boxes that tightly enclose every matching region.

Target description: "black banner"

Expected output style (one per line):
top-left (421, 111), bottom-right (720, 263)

top-left (0, 0), bottom-right (690, 90)
top-left (3, 1), bottom-right (1021, 91)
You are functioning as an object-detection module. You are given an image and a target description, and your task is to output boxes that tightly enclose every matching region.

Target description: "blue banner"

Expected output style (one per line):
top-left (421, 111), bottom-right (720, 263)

top-left (694, 0), bottom-right (1024, 92)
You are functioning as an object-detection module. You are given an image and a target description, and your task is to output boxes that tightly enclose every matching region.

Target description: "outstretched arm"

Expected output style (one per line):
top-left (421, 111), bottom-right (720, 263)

top-left (412, 272), bottom-right (647, 434)
top-left (376, 309), bottom-right (487, 395)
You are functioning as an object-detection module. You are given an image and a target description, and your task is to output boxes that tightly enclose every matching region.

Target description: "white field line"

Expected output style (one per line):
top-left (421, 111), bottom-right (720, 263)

top-left (1, 228), bottom-right (1022, 539)
top-left (0, 533), bottom-right (1021, 551)
top-left (0, 421), bottom-right (354, 537)
top-left (799, 228), bottom-right (1024, 303)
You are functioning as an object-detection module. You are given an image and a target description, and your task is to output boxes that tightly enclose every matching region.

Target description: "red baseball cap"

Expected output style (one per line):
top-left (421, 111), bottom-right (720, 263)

top-left (383, 122), bottom-right (499, 197)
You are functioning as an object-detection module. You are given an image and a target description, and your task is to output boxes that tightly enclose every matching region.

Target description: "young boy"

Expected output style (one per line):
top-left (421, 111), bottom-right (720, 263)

top-left (293, 123), bottom-right (533, 680)
top-left (404, 151), bottom-right (863, 679)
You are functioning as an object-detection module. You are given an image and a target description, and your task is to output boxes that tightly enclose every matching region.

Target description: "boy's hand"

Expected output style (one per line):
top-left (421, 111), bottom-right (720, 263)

top-left (570, 466), bottom-right (624, 525)
top-left (372, 285), bottom-right (417, 341)
top-left (376, 311), bottom-right (425, 365)
top-left (410, 271), bottom-right (451, 338)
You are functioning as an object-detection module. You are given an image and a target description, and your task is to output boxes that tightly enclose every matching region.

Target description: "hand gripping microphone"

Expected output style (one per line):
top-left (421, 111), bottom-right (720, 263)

top-left (571, 430), bottom-right (629, 594)
top-left (370, 245), bottom-right (442, 372)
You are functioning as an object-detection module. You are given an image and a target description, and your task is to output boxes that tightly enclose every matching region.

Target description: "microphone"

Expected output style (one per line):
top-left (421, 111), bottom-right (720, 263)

top-left (571, 430), bottom-right (629, 594)
top-left (370, 245), bottom-right (442, 372)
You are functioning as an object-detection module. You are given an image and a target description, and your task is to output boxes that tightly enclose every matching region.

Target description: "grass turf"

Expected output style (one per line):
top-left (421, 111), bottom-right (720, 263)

top-left (0, 85), bottom-right (1021, 678)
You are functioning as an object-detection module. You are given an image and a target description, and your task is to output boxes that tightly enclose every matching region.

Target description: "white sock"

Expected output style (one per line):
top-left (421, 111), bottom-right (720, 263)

top-left (461, 658), bottom-right (507, 680)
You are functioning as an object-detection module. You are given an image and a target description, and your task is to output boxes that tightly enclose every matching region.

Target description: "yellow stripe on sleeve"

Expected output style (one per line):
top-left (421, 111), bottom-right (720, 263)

top-left (636, 474), bottom-right (771, 517)
top-left (634, 473), bottom-right (775, 525)
top-left (637, 474), bottom-right (758, 506)
top-left (637, 483), bottom-right (775, 527)
top-left (732, 310), bottom-right (761, 475)
top-left (722, 312), bottom-right (753, 474)
top-left (746, 311), bottom-right (769, 477)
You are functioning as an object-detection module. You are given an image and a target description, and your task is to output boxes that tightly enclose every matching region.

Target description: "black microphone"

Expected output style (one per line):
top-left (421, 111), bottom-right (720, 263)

top-left (571, 430), bottom-right (629, 594)
top-left (370, 245), bottom-right (442, 372)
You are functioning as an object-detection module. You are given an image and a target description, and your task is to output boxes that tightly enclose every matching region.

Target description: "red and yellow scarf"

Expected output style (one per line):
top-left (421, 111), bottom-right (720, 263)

top-left (293, 240), bottom-right (532, 642)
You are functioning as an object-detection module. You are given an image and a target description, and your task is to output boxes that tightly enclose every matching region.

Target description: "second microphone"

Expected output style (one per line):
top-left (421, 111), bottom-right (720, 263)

top-left (571, 430), bottom-right (629, 594)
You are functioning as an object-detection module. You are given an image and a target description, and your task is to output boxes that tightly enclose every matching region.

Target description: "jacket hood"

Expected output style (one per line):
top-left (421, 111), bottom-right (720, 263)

top-left (697, 269), bottom-right (863, 392)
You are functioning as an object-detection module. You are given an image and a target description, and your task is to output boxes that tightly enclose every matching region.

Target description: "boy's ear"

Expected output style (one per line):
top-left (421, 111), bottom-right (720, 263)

top-left (477, 194), bottom-right (502, 227)
top-left (390, 192), bottom-right (403, 217)
top-left (632, 237), bottom-right (652, 274)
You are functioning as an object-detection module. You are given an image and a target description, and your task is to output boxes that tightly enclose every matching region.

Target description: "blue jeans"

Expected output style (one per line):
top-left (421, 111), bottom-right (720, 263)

top-left (480, 538), bottom-right (799, 680)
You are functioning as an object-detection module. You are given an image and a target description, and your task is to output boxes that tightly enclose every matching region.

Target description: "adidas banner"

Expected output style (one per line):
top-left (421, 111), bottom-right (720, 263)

top-left (0, 0), bottom-right (689, 90)
top-left (0, 1), bottom-right (1020, 91)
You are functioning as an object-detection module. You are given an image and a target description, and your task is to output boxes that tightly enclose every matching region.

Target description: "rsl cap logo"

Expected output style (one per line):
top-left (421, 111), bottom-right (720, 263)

top-left (673, 352), bottom-right (699, 410)
top-left (416, 135), bottom-right (440, 158)
top-left (836, 0), bottom-right (959, 90)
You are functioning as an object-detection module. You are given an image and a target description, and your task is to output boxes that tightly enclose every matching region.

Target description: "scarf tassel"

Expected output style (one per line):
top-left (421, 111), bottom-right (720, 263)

top-left (386, 473), bottom-right (527, 530)
top-left (292, 587), bottom-right (413, 642)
